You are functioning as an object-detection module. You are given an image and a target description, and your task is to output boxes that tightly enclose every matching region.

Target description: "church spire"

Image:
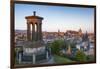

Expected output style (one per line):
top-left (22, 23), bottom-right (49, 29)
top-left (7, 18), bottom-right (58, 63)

top-left (82, 31), bottom-right (89, 41)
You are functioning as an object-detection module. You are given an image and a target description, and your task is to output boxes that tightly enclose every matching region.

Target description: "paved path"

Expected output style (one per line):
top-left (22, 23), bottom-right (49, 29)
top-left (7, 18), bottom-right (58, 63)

top-left (41, 56), bottom-right (55, 64)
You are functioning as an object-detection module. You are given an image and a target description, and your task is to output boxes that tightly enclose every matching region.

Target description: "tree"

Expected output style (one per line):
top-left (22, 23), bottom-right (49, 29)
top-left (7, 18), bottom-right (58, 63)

top-left (50, 40), bottom-right (63, 55)
top-left (86, 55), bottom-right (95, 62)
top-left (75, 50), bottom-right (87, 62)
top-left (70, 42), bottom-right (76, 49)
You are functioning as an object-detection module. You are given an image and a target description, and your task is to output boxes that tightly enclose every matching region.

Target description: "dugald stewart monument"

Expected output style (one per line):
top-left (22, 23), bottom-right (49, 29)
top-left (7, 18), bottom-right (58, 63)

top-left (15, 11), bottom-right (50, 64)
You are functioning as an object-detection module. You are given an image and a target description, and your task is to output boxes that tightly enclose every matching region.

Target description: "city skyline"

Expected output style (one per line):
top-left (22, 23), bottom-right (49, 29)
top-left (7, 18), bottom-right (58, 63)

top-left (15, 4), bottom-right (94, 33)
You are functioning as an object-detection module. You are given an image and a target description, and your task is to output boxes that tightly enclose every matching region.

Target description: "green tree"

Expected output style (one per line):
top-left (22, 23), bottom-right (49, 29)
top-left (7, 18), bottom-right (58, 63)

top-left (70, 42), bottom-right (76, 49)
top-left (75, 50), bottom-right (87, 62)
top-left (86, 55), bottom-right (95, 62)
top-left (50, 40), bottom-right (63, 55)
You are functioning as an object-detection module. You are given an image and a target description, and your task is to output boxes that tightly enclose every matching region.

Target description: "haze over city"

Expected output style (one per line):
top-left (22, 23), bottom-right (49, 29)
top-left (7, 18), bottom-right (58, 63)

top-left (15, 4), bottom-right (94, 33)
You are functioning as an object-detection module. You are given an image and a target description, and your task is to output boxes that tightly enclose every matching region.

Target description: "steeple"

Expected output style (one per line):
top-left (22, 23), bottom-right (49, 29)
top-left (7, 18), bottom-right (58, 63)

top-left (58, 29), bottom-right (60, 36)
top-left (79, 28), bottom-right (82, 36)
top-left (58, 29), bottom-right (60, 33)
top-left (79, 28), bottom-right (82, 33)
top-left (82, 31), bottom-right (89, 41)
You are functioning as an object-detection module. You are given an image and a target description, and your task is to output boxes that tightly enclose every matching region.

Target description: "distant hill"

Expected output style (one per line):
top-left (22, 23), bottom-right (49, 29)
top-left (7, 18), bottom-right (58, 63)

top-left (15, 30), bottom-right (27, 33)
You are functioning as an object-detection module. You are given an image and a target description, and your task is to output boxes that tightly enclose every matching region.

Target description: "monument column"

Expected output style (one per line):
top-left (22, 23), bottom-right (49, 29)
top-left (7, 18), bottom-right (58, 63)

top-left (27, 23), bottom-right (31, 41)
top-left (36, 23), bottom-right (39, 41)
top-left (37, 22), bottom-right (42, 41)
top-left (32, 54), bottom-right (35, 64)
top-left (40, 23), bottom-right (42, 40)
top-left (37, 23), bottom-right (39, 41)
top-left (32, 23), bottom-right (35, 41)
top-left (38, 23), bottom-right (42, 40)
top-left (18, 53), bottom-right (22, 64)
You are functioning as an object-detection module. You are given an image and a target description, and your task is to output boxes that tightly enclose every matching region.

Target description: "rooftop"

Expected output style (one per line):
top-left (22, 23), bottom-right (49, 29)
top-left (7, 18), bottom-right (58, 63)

top-left (25, 11), bottom-right (43, 19)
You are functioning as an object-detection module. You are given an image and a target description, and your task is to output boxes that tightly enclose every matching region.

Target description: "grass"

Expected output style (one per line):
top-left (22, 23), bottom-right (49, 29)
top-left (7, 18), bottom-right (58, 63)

top-left (53, 55), bottom-right (74, 64)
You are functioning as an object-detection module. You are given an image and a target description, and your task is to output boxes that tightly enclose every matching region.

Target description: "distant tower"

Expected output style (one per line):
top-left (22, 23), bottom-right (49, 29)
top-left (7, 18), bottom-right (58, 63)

top-left (78, 28), bottom-right (82, 37)
top-left (58, 29), bottom-right (60, 36)
top-left (82, 31), bottom-right (89, 41)
top-left (82, 31), bottom-right (90, 51)
top-left (25, 11), bottom-right (43, 41)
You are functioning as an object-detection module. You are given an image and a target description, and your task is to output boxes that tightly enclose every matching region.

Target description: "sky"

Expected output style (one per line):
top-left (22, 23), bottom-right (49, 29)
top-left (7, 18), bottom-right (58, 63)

top-left (15, 3), bottom-right (94, 33)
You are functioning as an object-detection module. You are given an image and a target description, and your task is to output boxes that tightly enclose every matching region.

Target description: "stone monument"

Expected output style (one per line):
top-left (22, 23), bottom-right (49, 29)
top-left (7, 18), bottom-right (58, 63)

top-left (25, 11), bottom-right (43, 41)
